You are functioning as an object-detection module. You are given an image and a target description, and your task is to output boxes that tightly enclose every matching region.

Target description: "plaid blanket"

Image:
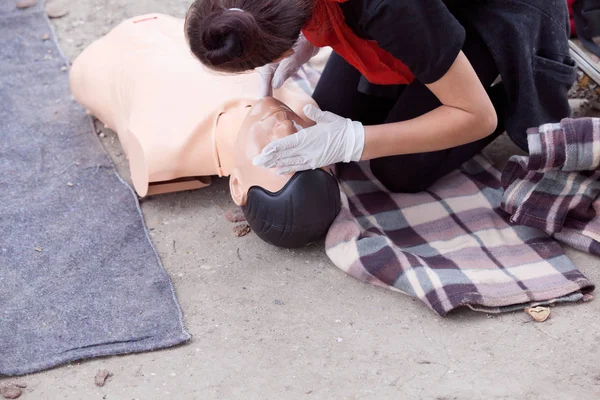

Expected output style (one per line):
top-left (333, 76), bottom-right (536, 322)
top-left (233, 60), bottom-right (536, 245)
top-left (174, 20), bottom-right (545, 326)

top-left (501, 118), bottom-right (600, 256)
top-left (325, 157), bottom-right (594, 316)
top-left (293, 54), bottom-right (596, 316)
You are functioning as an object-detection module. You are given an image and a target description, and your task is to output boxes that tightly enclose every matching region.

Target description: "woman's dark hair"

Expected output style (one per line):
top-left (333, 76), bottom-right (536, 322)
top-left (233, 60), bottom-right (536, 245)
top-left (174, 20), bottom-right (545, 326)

top-left (185, 0), bottom-right (314, 73)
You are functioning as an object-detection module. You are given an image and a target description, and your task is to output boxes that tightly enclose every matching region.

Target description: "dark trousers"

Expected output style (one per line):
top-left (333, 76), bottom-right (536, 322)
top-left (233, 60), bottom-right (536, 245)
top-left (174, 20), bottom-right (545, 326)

top-left (312, 29), bottom-right (508, 193)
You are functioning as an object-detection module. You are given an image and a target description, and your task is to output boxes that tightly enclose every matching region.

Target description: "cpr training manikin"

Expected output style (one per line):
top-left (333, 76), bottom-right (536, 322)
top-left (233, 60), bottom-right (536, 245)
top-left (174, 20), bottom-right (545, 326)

top-left (69, 14), bottom-right (341, 248)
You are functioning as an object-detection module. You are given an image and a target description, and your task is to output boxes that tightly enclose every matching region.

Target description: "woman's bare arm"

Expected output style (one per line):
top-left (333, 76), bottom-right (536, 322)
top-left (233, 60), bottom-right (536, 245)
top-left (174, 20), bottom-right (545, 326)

top-left (361, 51), bottom-right (497, 160)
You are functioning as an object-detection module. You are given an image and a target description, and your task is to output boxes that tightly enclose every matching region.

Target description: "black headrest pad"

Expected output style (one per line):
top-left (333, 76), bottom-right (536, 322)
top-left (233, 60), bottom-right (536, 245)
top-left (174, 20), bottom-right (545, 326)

top-left (242, 169), bottom-right (341, 248)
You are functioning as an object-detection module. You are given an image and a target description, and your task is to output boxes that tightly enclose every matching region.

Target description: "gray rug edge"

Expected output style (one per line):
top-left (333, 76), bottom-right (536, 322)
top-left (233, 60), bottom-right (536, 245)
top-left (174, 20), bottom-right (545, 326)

top-left (42, 3), bottom-right (193, 363)
top-left (1, 6), bottom-right (191, 377)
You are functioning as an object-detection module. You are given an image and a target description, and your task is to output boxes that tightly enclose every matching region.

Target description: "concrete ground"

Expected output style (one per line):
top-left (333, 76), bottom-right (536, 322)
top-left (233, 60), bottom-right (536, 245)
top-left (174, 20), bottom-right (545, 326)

top-left (7, 1), bottom-right (600, 398)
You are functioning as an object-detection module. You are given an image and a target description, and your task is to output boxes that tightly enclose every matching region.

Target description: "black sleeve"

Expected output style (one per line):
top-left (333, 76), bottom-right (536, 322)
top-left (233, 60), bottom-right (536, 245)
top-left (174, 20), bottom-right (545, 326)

top-left (361, 0), bottom-right (466, 84)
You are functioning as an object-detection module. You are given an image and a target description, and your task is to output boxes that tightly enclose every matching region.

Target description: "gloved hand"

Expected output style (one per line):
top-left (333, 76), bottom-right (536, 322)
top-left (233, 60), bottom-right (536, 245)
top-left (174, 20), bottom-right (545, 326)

top-left (257, 34), bottom-right (319, 98)
top-left (257, 63), bottom-right (277, 98)
top-left (272, 34), bottom-right (319, 89)
top-left (252, 104), bottom-right (365, 174)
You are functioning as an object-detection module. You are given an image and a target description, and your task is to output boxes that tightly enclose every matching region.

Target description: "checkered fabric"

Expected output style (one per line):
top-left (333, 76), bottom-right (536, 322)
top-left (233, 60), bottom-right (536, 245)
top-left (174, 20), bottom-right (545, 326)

top-left (325, 156), bottom-right (594, 316)
top-left (502, 118), bottom-right (600, 256)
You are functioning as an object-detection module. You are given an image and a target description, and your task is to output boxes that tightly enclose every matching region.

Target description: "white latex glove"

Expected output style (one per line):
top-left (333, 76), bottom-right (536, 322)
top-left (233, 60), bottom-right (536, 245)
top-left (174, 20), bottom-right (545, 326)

top-left (257, 63), bottom-right (277, 98)
top-left (256, 34), bottom-right (319, 98)
top-left (252, 104), bottom-right (365, 174)
top-left (272, 34), bottom-right (319, 89)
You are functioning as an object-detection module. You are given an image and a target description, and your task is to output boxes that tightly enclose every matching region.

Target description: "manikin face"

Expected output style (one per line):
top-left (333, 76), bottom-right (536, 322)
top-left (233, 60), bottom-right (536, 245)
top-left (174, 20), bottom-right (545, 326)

top-left (229, 97), bottom-right (314, 206)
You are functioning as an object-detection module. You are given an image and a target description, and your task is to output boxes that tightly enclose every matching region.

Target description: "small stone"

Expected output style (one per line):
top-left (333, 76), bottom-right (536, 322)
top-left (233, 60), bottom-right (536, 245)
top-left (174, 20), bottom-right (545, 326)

top-left (336, 338), bottom-right (343, 343)
top-left (40, 33), bottom-right (50, 40)
top-left (60, 66), bottom-right (68, 72)
top-left (67, 182), bottom-right (74, 187)
top-left (16, 0), bottom-right (36, 9)
top-left (0, 383), bottom-right (22, 399)
top-left (525, 306), bottom-right (551, 322)
top-left (233, 224), bottom-right (251, 237)
top-left (94, 369), bottom-right (111, 387)
top-left (45, 1), bottom-right (69, 19)
top-left (225, 208), bottom-right (246, 223)
top-left (99, 132), bottom-right (106, 138)
top-left (34, 246), bottom-right (43, 252)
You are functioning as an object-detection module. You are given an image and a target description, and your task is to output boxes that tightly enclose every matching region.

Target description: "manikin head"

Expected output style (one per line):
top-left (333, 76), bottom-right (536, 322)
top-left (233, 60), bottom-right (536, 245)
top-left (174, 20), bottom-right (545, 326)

top-left (230, 97), bottom-right (341, 248)
top-left (67, 12), bottom-right (337, 247)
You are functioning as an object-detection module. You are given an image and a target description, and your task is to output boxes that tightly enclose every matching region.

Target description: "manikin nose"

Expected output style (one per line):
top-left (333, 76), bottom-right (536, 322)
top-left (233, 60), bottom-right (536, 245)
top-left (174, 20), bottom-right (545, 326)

top-left (273, 119), bottom-right (294, 133)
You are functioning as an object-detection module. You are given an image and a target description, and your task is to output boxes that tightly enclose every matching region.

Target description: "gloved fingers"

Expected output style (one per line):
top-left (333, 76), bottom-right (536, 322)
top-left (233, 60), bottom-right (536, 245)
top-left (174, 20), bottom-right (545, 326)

top-left (292, 120), bottom-right (304, 133)
top-left (295, 33), bottom-right (319, 58)
top-left (302, 103), bottom-right (326, 123)
top-left (257, 64), bottom-right (277, 98)
top-left (259, 78), bottom-right (273, 98)
top-left (272, 57), bottom-right (296, 89)
top-left (264, 150), bottom-right (307, 168)
top-left (252, 135), bottom-right (299, 167)
top-left (257, 63), bottom-right (278, 77)
top-left (254, 146), bottom-right (304, 169)
top-left (266, 132), bottom-right (302, 153)
top-left (267, 154), bottom-right (306, 168)
top-left (277, 163), bottom-right (311, 175)
top-left (252, 150), bottom-right (275, 168)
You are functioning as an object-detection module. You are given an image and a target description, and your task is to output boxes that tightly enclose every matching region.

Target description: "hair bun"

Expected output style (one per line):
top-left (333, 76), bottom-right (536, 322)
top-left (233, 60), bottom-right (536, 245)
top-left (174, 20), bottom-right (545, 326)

top-left (185, 0), bottom-right (312, 73)
top-left (201, 10), bottom-right (257, 67)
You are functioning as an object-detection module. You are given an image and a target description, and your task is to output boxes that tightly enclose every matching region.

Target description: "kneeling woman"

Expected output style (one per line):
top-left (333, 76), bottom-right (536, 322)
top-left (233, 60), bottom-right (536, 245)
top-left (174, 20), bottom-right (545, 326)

top-left (185, 0), bottom-right (576, 193)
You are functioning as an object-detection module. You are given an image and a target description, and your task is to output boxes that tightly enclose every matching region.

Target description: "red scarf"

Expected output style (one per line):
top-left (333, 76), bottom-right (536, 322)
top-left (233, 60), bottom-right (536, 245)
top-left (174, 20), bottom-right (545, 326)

top-left (302, 0), bottom-right (414, 85)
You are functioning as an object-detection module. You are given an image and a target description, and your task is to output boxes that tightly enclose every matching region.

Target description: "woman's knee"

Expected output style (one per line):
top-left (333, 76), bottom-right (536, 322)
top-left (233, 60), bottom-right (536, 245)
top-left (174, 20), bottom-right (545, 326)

top-left (369, 152), bottom-right (446, 193)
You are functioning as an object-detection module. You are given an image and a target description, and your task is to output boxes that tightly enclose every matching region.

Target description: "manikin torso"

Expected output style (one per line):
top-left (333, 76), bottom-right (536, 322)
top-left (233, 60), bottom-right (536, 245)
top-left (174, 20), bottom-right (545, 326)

top-left (69, 13), bottom-right (315, 197)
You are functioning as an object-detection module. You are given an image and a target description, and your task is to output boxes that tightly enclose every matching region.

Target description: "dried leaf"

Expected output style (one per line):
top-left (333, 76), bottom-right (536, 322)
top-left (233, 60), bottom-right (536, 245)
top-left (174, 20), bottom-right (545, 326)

top-left (45, 1), bottom-right (69, 18)
top-left (16, 0), bottom-right (36, 9)
top-left (0, 383), bottom-right (22, 399)
top-left (525, 306), bottom-right (551, 322)
top-left (94, 369), bottom-right (111, 387)
top-left (578, 75), bottom-right (590, 89)
top-left (581, 293), bottom-right (594, 302)
top-left (233, 224), bottom-right (251, 237)
top-left (225, 208), bottom-right (246, 223)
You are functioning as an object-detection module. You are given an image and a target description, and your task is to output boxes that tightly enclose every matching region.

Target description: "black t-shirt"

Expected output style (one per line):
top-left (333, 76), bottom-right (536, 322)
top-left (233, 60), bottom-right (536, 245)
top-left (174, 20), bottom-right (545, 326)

top-left (339, 0), bottom-right (466, 84)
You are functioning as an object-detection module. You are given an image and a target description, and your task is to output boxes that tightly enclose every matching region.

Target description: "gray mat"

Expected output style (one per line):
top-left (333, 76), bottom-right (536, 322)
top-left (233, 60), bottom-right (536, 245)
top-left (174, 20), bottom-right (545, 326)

top-left (0, 2), bottom-right (190, 376)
